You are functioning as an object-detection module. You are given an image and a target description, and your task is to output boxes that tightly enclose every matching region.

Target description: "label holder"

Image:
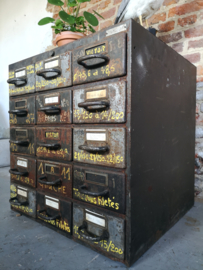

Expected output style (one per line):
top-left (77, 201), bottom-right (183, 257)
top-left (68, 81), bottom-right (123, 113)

top-left (43, 93), bottom-right (60, 106)
top-left (84, 209), bottom-right (107, 229)
top-left (14, 99), bottom-right (27, 109)
top-left (45, 195), bottom-right (60, 210)
top-left (85, 129), bottom-right (108, 143)
top-left (84, 41), bottom-right (108, 56)
top-left (17, 157), bottom-right (28, 168)
top-left (44, 56), bottom-right (61, 70)
top-left (45, 163), bottom-right (60, 176)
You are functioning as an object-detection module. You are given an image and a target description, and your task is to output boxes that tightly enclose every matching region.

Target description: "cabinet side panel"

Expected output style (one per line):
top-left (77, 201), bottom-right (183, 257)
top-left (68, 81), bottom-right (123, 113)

top-left (130, 21), bottom-right (196, 266)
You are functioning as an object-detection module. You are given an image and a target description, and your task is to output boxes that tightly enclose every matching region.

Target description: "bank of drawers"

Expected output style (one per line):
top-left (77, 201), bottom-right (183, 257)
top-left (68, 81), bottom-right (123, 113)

top-left (9, 30), bottom-right (127, 262)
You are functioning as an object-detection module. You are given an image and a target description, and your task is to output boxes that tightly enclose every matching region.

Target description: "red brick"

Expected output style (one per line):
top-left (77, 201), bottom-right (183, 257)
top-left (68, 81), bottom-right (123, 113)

top-left (87, 4), bottom-right (99, 13)
top-left (46, 3), bottom-right (53, 12)
top-left (159, 31), bottom-right (182, 43)
top-left (172, 42), bottom-right (183, 52)
top-left (100, 7), bottom-right (116, 19)
top-left (53, 14), bottom-right (59, 20)
top-left (99, 0), bottom-right (111, 10)
top-left (188, 38), bottom-right (203, 49)
top-left (80, 3), bottom-right (87, 9)
top-left (197, 77), bottom-right (203, 82)
top-left (169, 1), bottom-right (203, 18)
top-left (163, 0), bottom-right (179, 6)
top-left (197, 65), bottom-right (203, 76)
top-left (114, 0), bottom-right (122, 4)
top-left (91, 0), bottom-right (102, 4)
top-left (158, 21), bottom-right (175, 32)
top-left (185, 25), bottom-right (203, 38)
top-left (100, 20), bottom-right (113, 30)
top-left (184, 53), bottom-right (201, 63)
top-left (53, 6), bottom-right (61, 13)
top-left (148, 12), bottom-right (166, 25)
top-left (178, 14), bottom-right (197, 27)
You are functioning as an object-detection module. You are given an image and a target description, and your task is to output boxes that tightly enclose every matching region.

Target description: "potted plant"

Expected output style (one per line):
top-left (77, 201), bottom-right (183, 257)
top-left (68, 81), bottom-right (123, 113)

top-left (38, 0), bottom-right (104, 47)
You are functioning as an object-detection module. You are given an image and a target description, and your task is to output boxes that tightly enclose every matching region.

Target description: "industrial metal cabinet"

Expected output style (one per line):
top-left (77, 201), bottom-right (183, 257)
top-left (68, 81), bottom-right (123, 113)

top-left (8, 20), bottom-right (196, 266)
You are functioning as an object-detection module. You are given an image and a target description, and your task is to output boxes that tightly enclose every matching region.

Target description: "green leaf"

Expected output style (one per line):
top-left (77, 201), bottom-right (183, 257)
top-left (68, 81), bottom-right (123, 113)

top-left (55, 29), bottom-right (61, 34)
top-left (76, 16), bottom-right (85, 24)
top-left (52, 25), bottom-right (64, 29)
top-left (88, 24), bottom-right (96, 33)
top-left (59, 10), bottom-right (75, 24)
top-left (55, 19), bottom-right (64, 26)
top-left (84, 11), bottom-right (98, 26)
top-left (77, 0), bottom-right (91, 2)
top-left (48, 0), bottom-right (64, 6)
top-left (38, 17), bottom-right (55, 25)
top-left (67, 0), bottom-right (77, 7)
top-left (93, 10), bottom-right (104, 20)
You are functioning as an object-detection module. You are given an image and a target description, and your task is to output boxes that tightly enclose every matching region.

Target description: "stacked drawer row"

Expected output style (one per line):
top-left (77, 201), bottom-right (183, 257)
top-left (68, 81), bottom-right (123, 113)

top-left (9, 32), bottom-right (127, 261)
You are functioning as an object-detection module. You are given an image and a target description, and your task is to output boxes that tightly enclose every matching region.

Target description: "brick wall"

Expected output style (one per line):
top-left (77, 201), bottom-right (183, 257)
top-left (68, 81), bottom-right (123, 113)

top-left (47, 0), bottom-right (203, 193)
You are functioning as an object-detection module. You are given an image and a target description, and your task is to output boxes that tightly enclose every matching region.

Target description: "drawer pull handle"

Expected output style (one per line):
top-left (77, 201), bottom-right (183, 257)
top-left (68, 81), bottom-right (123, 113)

top-left (78, 101), bottom-right (109, 111)
top-left (38, 175), bottom-right (62, 186)
top-left (9, 196), bottom-right (29, 206)
top-left (77, 54), bottom-right (109, 69)
top-left (8, 109), bottom-right (28, 116)
top-left (9, 140), bottom-right (29, 146)
top-left (79, 145), bottom-right (109, 152)
top-left (78, 221), bottom-right (109, 241)
top-left (38, 106), bottom-right (61, 114)
top-left (36, 68), bottom-right (61, 80)
top-left (9, 169), bottom-right (28, 177)
top-left (79, 185), bottom-right (109, 197)
top-left (38, 143), bottom-right (60, 149)
top-left (7, 77), bottom-right (27, 87)
top-left (37, 210), bottom-right (60, 221)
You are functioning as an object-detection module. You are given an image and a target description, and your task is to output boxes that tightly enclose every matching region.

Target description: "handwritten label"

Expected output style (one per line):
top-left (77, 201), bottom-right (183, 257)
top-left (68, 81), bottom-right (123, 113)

top-left (74, 109), bottom-right (124, 122)
top-left (45, 132), bottom-right (59, 139)
top-left (45, 195), bottom-right (59, 209)
top-left (17, 187), bottom-right (28, 198)
top-left (45, 96), bottom-right (59, 104)
top-left (106, 24), bottom-right (126, 37)
top-left (86, 89), bottom-right (106, 100)
top-left (86, 132), bottom-right (106, 141)
top-left (86, 212), bottom-right (105, 227)
top-left (45, 59), bottom-right (59, 69)
top-left (15, 69), bottom-right (26, 78)
top-left (74, 152), bottom-right (124, 165)
top-left (17, 158), bottom-right (28, 168)
top-left (86, 44), bottom-right (106, 55)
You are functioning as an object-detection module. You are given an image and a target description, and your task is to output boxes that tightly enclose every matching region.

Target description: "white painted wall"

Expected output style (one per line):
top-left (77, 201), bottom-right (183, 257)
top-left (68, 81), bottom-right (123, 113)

top-left (0, 0), bottom-right (53, 166)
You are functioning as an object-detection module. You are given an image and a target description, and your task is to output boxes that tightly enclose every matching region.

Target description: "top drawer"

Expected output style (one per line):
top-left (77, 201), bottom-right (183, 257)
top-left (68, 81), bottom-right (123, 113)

top-left (8, 65), bottom-right (35, 96)
top-left (72, 33), bottom-right (127, 85)
top-left (35, 53), bottom-right (72, 92)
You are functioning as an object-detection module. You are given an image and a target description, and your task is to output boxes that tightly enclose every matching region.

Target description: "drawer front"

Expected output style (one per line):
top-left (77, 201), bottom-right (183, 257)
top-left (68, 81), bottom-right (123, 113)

top-left (10, 183), bottom-right (36, 218)
top-left (36, 90), bottom-right (72, 124)
top-left (10, 127), bottom-right (35, 156)
top-left (37, 192), bottom-right (72, 234)
top-left (73, 165), bottom-right (125, 214)
top-left (73, 81), bottom-right (126, 124)
top-left (35, 53), bottom-right (72, 92)
top-left (10, 154), bottom-right (36, 188)
top-left (9, 96), bottom-right (36, 125)
top-left (8, 65), bottom-right (35, 96)
top-left (36, 127), bottom-right (72, 161)
top-left (73, 128), bottom-right (125, 168)
top-left (37, 160), bottom-right (72, 198)
top-left (72, 33), bottom-right (126, 85)
top-left (73, 204), bottom-right (125, 260)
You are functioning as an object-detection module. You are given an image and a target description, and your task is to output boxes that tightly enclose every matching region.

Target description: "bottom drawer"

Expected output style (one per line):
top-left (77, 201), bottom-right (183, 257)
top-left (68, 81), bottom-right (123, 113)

top-left (10, 183), bottom-right (36, 218)
top-left (36, 192), bottom-right (72, 234)
top-left (73, 203), bottom-right (125, 260)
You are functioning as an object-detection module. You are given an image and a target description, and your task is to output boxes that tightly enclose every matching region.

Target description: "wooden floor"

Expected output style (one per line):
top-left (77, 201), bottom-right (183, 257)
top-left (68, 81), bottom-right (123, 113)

top-left (0, 166), bottom-right (203, 270)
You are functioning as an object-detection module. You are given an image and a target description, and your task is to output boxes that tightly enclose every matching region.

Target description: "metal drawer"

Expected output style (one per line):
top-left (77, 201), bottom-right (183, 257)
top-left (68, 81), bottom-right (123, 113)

top-left (35, 52), bottom-right (72, 92)
top-left (73, 127), bottom-right (125, 168)
top-left (10, 154), bottom-right (36, 188)
top-left (9, 95), bottom-right (36, 125)
top-left (37, 160), bottom-right (72, 198)
top-left (72, 32), bottom-right (127, 85)
top-left (37, 192), bottom-right (72, 234)
top-left (73, 80), bottom-right (126, 124)
top-left (8, 65), bottom-right (35, 96)
top-left (36, 127), bottom-right (72, 161)
top-left (73, 165), bottom-right (125, 214)
top-left (36, 89), bottom-right (72, 124)
top-left (10, 127), bottom-right (35, 156)
top-left (10, 183), bottom-right (36, 218)
top-left (73, 204), bottom-right (125, 260)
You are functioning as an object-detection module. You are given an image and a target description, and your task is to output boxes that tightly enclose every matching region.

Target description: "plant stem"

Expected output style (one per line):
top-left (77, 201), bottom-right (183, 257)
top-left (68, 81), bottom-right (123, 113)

top-left (75, 3), bottom-right (81, 18)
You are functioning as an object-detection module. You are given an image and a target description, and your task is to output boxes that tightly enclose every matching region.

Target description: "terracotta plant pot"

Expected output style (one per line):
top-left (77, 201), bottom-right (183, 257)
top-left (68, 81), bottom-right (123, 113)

top-left (55, 31), bottom-right (85, 47)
